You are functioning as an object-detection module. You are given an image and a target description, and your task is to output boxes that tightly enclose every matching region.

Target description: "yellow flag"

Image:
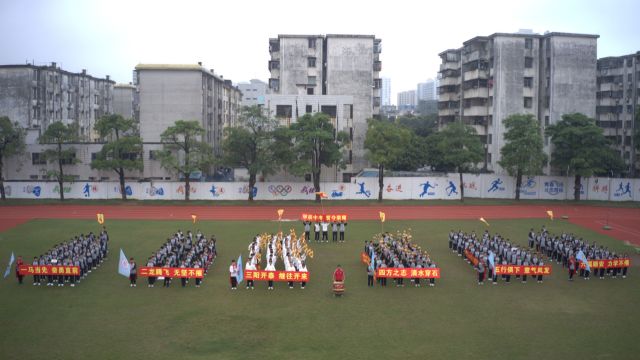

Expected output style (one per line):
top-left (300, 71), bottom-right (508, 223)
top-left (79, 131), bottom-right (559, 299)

top-left (479, 217), bottom-right (490, 227)
top-left (379, 211), bottom-right (386, 223)
top-left (96, 213), bottom-right (104, 225)
top-left (315, 191), bottom-right (328, 199)
top-left (546, 210), bottom-right (554, 220)
top-left (191, 214), bottom-right (197, 224)
top-left (277, 209), bottom-right (284, 220)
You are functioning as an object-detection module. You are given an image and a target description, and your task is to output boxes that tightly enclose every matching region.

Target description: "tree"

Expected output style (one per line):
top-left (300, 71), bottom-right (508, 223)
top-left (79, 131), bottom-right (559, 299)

top-left (288, 112), bottom-right (349, 202)
top-left (546, 113), bottom-right (622, 201)
top-left (159, 120), bottom-right (214, 201)
top-left (90, 114), bottom-right (143, 200)
top-left (430, 122), bottom-right (483, 201)
top-left (364, 119), bottom-right (412, 201)
top-left (40, 122), bottom-right (79, 201)
top-left (222, 106), bottom-right (286, 201)
top-left (498, 114), bottom-right (547, 200)
top-left (0, 117), bottom-right (25, 200)
top-left (395, 114), bottom-right (438, 138)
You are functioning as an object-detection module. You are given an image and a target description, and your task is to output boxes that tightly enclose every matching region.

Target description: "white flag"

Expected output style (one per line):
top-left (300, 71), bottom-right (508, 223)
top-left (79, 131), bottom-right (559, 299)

top-left (3, 252), bottom-right (15, 278)
top-left (118, 249), bottom-right (131, 277)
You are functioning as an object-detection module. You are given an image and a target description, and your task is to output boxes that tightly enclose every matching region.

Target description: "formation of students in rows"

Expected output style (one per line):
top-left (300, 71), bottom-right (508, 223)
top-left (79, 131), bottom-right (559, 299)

top-left (527, 227), bottom-right (630, 280)
top-left (130, 230), bottom-right (216, 288)
top-left (302, 220), bottom-right (347, 243)
top-left (234, 231), bottom-right (309, 290)
top-left (23, 229), bottom-right (109, 287)
top-left (366, 232), bottom-right (437, 288)
top-left (449, 229), bottom-right (545, 284)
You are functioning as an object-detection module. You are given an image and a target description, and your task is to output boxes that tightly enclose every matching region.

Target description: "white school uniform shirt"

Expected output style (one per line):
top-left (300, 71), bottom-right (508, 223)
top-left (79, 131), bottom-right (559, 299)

top-left (246, 262), bottom-right (256, 271)
top-left (266, 263), bottom-right (276, 271)
top-left (299, 264), bottom-right (308, 272)
top-left (314, 223), bottom-right (320, 231)
top-left (229, 264), bottom-right (238, 277)
top-left (321, 222), bottom-right (329, 232)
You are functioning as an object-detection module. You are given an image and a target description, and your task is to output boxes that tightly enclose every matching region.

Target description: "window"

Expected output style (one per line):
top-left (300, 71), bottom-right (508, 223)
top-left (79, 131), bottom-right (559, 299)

top-left (308, 38), bottom-right (316, 49)
top-left (308, 57), bottom-right (316, 68)
top-left (60, 152), bottom-right (76, 165)
top-left (308, 76), bottom-right (316, 86)
top-left (149, 150), bottom-right (158, 160)
top-left (30, 175), bottom-right (39, 180)
top-left (307, 87), bottom-right (314, 95)
top-left (523, 97), bottom-right (533, 108)
top-left (276, 105), bottom-right (292, 118)
top-left (32, 152), bottom-right (46, 165)
top-left (525, 38), bottom-right (533, 49)
top-left (524, 77), bottom-right (533, 88)
top-left (320, 105), bottom-right (337, 118)
top-left (122, 152), bottom-right (138, 161)
top-left (304, 173), bottom-right (312, 182)
top-left (269, 78), bottom-right (279, 91)
top-left (525, 57), bottom-right (533, 68)
top-left (305, 105), bottom-right (312, 113)
top-left (91, 152), bottom-right (98, 161)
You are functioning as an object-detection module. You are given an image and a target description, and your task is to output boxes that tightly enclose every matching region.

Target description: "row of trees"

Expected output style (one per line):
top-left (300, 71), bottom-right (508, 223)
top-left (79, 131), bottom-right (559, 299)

top-left (365, 112), bottom-right (632, 201)
top-left (0, 108), bottom-right (638, 201)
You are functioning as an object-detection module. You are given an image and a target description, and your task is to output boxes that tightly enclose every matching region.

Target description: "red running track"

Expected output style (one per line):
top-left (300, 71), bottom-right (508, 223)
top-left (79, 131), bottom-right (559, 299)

top-left (0, 204), bottom-right (639, 246)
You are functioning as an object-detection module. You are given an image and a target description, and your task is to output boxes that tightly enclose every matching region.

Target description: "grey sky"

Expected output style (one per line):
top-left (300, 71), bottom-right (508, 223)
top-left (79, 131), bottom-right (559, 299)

top-left (1, 0), bottom-right (639, 104)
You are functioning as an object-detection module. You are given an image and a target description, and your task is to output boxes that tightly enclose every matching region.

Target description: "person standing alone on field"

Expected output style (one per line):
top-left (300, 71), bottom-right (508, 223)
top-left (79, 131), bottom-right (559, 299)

top-left (129, 257), bottom-right (137, 287)
top-left (229, 259), bottom-right (238, 290)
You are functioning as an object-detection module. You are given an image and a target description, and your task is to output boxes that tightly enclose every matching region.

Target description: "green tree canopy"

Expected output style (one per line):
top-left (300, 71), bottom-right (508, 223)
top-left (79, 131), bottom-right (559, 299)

top-left (40, 121), bottom-right (79, 201)
top-left (91, 114), bottom-right (143, 200)
top-left (222, 106), bottom-right (287, 201)
top-left (429, 122), bottom-right (483, 201)
top-left (287, 112), bottom-right (349, 202)
top-left (159, 120), bottom-right (214, 200)
top-left (546, 112), bottom-right (623, 200)
top-left (364, 119), bottom-right (413, 201)
top-left (0, 116), bottom-right (26, 200)
top-left (498, 114), bottom-right (547, 200)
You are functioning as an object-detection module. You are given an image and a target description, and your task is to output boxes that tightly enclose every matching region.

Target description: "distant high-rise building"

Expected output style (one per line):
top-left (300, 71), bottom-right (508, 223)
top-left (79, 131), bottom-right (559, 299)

top-left (437, 31), bottom-right (599, 174)
top-left (381, 77), bottom-right (391, 106)
top-left (268, 34), bottom-right (382, 178)
top-left (397, 90), bottom-right (416, 111)
top-left (417, 79), bottom-right (438, 101)
top-left (237, 79), bottom-right (266, 107)
top-left (596, 51), bottom-right (640, 176)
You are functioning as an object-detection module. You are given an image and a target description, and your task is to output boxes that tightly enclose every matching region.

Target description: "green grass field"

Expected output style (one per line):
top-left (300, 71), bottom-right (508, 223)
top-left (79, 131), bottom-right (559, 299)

top-left (0, 218), bottom-right (639, 360)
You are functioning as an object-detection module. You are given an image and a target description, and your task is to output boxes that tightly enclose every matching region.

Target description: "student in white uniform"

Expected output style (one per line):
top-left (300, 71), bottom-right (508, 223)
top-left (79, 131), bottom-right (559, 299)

top-left (229, 259), bottom-right (238, 290)
top-left (265, 259), bottom-right (276, 290)
top-left (245, 259), bottom-right (255, 290)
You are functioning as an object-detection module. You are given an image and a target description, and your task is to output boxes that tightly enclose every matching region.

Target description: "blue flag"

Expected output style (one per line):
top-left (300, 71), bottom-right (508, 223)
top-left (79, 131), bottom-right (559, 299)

top-left (576, 250), bottom-right (590, 272)
top-left (118, 249), bottom-right (131, 277)
top-left (3, 252), bottom-right (15, 278)
top-left (237, 255), bottom-right (243, 283)
top-left (488, 251), bottom-right (495, 269)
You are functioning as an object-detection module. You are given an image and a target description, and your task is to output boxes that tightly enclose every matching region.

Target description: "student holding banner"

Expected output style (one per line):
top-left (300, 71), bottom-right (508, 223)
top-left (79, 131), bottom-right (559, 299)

top-left (147, 257), bottom-right (156, 287)
top-left (245, 259), bottom-right (255, 290)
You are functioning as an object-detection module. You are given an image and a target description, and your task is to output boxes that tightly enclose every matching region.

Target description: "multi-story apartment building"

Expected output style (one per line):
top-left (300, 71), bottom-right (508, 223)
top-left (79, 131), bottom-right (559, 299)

top-left (596, 52), bottom-right (640, 176)
top-left (397, 90), bottom-right (416, 112)
top-left (237, 79), bottom-right (266, 107)
top-left (135, 63), bottom-right (241, 157)
top-left (437, 32), bottom-right (598, 174)
top-left (0, 63), bottom-right (114, 141)
top-left (268, 34), bottom-right (381, 177)
top-left (112, 83), bottom-right (139, 121)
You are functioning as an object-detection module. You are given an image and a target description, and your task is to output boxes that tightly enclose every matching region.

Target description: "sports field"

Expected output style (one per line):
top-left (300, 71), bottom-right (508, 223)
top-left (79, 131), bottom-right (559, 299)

top-left (0, 205), bottom-right (639, 359)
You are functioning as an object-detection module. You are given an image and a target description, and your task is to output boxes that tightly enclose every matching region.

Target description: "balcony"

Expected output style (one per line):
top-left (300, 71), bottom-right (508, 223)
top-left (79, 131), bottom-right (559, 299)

top-left (440, 69), bottom-right (461, 79)
top-left (463, 69), bottom-right (488, 81)
top-left (461, 50), bottom-right (488, 64)
top-left (438, 108), bottom-right (459, 117)
top-left (438, 92), bottom-right (460, 102)
top-left (463, 88), bottom-right (489, 99)
top-left (438, 85), bottom-right (460, 95)
top-left (269, 60), bottom-right (280, 71)
top-left (439, 76), bottom-right (460, 87)
top-left (440, 62), bottom-right (460, 71)
top-left (373, 61), bottom-right (382, 72)
top-left (463, 106), bottom-right (489, 117)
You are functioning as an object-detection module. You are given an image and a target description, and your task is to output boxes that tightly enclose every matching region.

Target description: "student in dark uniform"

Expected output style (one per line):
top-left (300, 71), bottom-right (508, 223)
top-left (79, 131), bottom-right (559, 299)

top-left (303, 221), bottom-right (311, 241)
top-left (332, 222), bottom-right (338, 243)
top-left (339, 221), bottom-right (347, 242)
top-left (129, 258), bottom-right (137, 287)
top-left (147, 257), bottom-right (156, 287)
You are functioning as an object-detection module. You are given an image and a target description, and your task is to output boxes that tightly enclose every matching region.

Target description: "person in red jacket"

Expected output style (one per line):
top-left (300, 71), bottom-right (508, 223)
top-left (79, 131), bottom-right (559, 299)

top-left (15, 256), bottom-right (24, 285)
top-left (568, 256), bottom-right (576, 281)
top-left (333, 264), bottom-right (344, 282)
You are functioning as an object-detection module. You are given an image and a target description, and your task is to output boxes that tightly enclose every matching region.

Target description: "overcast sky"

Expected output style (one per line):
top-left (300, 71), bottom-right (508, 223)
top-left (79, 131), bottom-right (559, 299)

top-left (1, 0), bottom-right (639, 104)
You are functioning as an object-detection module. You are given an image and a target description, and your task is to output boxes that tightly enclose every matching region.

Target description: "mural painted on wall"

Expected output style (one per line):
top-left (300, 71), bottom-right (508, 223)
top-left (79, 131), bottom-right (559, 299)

top-left (543, 180), bottom-right (564, 196)
top-left (330, 184), bottom-right (346, 198)
top-left (418, 181), bottom-right (437, 197)
top-left (268, 184), bottom-right (292, 197)
top-left (613, 181), bottom-right (633, 199)
top-left (355, 182), bottom-right (371, 198)
top-left (520, 177), bottom-right (537, 197)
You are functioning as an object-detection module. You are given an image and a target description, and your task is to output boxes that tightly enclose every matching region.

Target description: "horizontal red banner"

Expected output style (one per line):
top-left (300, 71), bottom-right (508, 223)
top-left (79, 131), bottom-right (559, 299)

top-left (464, 250), bottom-right (479, 266)
top-left (18, 265), bottom-right (80, 276)
top-left (244, 270), bottom-right (309, 282)
top-left (301, 214), bottom-right (347, 222)
top-left (579, 258), bottom-right (631, 269)
top-left (494, 265), bottom-right (552, 276)
top-left (139, 267), bottom-right (204, 279)
top-left (376, 268), bottom-right (441, 279)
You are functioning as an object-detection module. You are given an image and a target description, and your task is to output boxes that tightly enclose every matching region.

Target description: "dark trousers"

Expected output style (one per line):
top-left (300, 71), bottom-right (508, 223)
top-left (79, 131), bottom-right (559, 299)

top-left (181, 278), bottom-right (187, 287)
top-left (569, 270), bottom-right (575, 280)
top-left (33, 275), bottom-right (39, 284)
top-left (414, 278), bottom-right (420, 286)
top-left (367, 275), bottom-right (374, 286)
top-left (622, 267), bottom-right (628, 277)
top-left (305, 231), bottom-right (310, 240)
top-left (332, 232), bottom-right (338, 242)
top-left (478, 272), bottom-right (484, 283)
top-left (268, 280), bottom-right (273, 288)
top-left (230, 276), bottom-right (237, 288)
top-left (301, 281), bottom-right (306, 288)
top-left (340, 232), bottom-right (345, 241)
top-left (314, 232), bottom-right (319, 241)
top-left (288, 281), bottom-right (294, 288)
top-left (164, 277), bottom-right (171, 287)
top-left (195, 278), bottom-right (202, 286)
top-left (599, 268), bottom-right (605, 278)
top-left (537, 275), bottom-right (543, 282)
top-left (148, 277), bottom-right (155, 285)
top-left (381, 278), bottom-right (387, 286)
top-left (130, 274), bottom-right (137, 284)
top-left (247, 280), bottom-right (254, 288)
top-left (430, 278), bottom-right (435, 285)
top-left (522, 275), bottom-right (527, 282)
top-left (17, 275), bottom-right (23, 284)
top-left (322, 231), bottom-right (328, 241)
